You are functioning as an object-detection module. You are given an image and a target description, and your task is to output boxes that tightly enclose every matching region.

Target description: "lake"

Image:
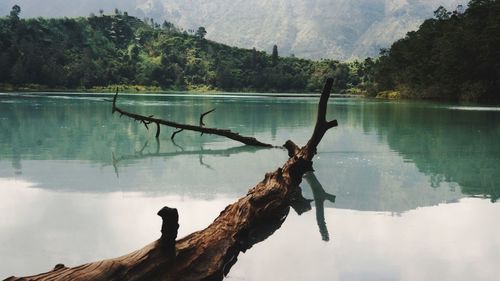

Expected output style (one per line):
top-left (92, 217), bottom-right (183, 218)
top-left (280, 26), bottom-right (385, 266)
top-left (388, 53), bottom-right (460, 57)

top-left (1, 92), bottom-right (499, 280)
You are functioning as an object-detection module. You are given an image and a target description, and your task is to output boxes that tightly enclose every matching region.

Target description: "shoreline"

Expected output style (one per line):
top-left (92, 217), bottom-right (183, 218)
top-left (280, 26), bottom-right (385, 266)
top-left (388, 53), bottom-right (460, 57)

top-left (0, 84), bottom-right (364, 98)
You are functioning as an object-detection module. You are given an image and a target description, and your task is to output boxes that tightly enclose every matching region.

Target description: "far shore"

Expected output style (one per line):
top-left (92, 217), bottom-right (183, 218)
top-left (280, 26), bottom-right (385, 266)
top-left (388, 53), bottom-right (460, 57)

top-left (0, 83), bottom-right (364, 98)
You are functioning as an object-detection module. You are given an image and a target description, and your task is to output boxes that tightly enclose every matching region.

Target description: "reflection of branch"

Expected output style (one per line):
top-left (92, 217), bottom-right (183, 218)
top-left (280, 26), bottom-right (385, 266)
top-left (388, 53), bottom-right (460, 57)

top-left (304, 172), bottom-right (336, 241)
top-left (199, 154), bottom-right (214, 170)
top-left (106, 140), bottom-right (266, 174)
top-left (112, 90), bottom-right (273, 147)
top-left (170, 139), bottom-right (185, 151)
top-left (197, 144), bottom-right (214, 170)
top-left (155, 138), bottom-right (160, 154)
top-left (139, 140), bottom-right (149, 154)
top-left (111, 152), bottom-right (119, 178)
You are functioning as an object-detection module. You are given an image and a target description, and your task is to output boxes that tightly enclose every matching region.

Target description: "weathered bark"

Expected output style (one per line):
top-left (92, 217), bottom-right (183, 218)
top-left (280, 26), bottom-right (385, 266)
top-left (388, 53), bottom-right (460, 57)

top-left (6, 78), bottom-right (337, 281)
top-left (111, 91), bottom-right (274, 147)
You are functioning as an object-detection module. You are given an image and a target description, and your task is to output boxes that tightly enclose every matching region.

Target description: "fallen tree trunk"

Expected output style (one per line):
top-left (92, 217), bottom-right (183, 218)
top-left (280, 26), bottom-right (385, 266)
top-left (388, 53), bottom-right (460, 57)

top-left (5, 78), bottom-right (337, 281)
top-left (111, 91), bottom-right (274, 147)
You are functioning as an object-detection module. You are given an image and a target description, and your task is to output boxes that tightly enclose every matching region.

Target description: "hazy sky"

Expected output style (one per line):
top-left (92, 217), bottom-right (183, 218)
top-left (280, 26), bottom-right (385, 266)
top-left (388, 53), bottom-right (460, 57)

top-left (0, 0), bottom-right (139, 18)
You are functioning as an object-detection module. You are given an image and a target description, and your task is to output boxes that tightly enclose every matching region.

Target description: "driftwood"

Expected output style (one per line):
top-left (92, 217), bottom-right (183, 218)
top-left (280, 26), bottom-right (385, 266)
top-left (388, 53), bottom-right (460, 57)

top-left (5, 78), bottom-right (337, 281)
top-left (111, 91), bottom-right (273, 147)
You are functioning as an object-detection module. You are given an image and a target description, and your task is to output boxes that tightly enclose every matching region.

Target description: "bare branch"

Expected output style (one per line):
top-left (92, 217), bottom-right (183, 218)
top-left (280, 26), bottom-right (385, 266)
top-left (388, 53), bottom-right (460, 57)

top-left (138, 140), bottom-right (149, 155)
top-left (284, 140), bottom-right (300, 158)
top-left (155, 122), bottom-right (160, 138)
top-left (304, 77), bottom-right (338, 159)
top-left (171, 128), bottom-right (184, 140)
top-left (112, 91), bottom-right (273, 147)
top-left (327, 120), bottom-right (338, 129)
top-left (200, 108), bottom-right (215, 127)
top-left (200, 108), bottom-right (215, 136)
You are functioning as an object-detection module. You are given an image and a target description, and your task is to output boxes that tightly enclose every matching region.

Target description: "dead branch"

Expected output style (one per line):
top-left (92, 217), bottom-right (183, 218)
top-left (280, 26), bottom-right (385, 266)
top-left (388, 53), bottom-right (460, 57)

top-left (112, 91), bottom-right (273, 147)
top-left (199, 109), bottom-right (215, 136)
top-left (199, 109), bottom-right (215, 126)
top-left (170, 128), bottom-right (184, 140)
top-left (7, 78), bottom-right (337, 281)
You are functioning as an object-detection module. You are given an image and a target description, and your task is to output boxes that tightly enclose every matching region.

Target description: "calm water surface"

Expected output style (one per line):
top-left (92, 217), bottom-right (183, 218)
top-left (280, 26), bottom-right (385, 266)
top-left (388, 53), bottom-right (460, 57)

top-left (0, 92), bottom-right (499, 280)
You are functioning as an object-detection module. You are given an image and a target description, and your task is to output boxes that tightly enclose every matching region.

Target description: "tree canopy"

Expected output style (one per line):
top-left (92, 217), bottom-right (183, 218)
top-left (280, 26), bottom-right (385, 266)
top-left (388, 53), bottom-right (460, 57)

top-left (0, 7), bottom-right (364, 93)
top-left (368, 0), bottom-right (500, 101)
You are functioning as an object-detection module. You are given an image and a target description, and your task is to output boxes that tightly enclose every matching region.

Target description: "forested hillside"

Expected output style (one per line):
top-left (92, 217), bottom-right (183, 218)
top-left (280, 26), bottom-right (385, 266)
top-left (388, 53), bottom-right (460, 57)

top-left (370, 0), bottom-right (500, 101)
top-left (0, 7), bottom-right (366, 92)
top-left (0, 0), bottom-right (461, 60)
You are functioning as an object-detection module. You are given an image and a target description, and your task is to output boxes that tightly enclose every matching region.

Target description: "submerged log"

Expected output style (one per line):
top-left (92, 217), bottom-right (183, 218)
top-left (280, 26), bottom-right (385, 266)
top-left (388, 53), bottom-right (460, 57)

top-left (5, 78), bottom-right (337, 281)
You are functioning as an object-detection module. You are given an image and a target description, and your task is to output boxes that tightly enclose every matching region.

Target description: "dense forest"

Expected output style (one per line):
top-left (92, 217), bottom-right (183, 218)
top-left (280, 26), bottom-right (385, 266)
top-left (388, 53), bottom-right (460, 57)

top-left (1, 0), bottom-right (498, 100)
top-left (369, 0), bottom-right (500, 101)
top-left (0, 6), bottom-right (367, 93)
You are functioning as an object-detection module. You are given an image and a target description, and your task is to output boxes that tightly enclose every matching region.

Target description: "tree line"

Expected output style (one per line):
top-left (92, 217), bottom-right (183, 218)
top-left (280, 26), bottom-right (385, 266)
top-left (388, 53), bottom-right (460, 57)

top-left (367, 0), bottom-right (500, 102)
top-left (2, 1), bottom-right (497, 101)
top-left (0, 6), bottom-right (366, 93)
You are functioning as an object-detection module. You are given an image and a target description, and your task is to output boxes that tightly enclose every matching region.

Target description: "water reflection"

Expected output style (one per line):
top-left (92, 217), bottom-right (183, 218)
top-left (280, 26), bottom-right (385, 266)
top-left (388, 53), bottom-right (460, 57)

top-left (107, 139), bottom-right (337, 245)
top-left (0, 179), bottom-right (236, 278)
top-left (1, 94), bottom-right (499, 208)
top-left (304, 172), bottom-right (337, 241)
top-left (107, 139), bottom-right (267, 177)
top-left (356, 100), bottom-right (500, 202)
top-left (1, 94), bottom-right (500, 280)
top-left (231, 198), bottom-right (500, 281)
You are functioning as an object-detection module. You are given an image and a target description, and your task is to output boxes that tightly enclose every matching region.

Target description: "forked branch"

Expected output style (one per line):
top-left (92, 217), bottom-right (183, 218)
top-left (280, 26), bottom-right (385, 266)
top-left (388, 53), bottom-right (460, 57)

top-left (112, 90), bottom-right (273, 147)
top-left (285, 77), bottom-right (338, 160)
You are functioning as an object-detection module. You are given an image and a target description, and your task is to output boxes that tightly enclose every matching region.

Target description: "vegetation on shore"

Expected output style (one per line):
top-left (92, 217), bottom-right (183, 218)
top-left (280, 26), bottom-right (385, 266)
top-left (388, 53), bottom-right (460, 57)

top-left (0, 7), bottom-right (368, 94)
top-left (368, 0), bottom-right (500, 102)
top-left (1, 0), bottom-right (498, 101)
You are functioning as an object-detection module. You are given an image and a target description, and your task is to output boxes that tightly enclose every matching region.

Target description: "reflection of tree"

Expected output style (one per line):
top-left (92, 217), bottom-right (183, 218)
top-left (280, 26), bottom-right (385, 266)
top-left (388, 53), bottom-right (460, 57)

top-left (288, 172), bottom-right (336, 241)
top-left (304, 172), bottom-right (336, 241)
top-left (357, 102), bottom-right (500, 202)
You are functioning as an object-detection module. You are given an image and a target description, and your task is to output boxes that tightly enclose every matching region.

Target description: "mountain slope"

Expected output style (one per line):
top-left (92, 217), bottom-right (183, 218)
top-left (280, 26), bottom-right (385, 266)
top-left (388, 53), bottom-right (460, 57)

top-left (0, 0), bottom-right (462, 59)
top-left (0, 13), bottom-right (365, 92)
top-left (136, 0), bottom-right (462, 59)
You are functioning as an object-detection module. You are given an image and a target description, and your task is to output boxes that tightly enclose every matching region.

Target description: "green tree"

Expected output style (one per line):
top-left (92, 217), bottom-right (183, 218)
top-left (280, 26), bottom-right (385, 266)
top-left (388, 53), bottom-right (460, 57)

top-left (272, 44), bottom-right (278, 65)
top-left (9, 5), bottom-right (21, 20)
top-left (433, 6), bottom-right (450, 20)
top-left (370, 0), bottom-right (500, 101)
top-left (195, 26), bottom-right (207, 39)
top-left (0, 11), bottom-right (363, 93)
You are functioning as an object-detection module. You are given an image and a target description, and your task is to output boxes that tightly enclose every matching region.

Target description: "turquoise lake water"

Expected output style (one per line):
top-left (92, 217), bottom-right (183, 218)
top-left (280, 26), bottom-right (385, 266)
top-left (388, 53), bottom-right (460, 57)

top-left (0, 92), bottom-right (499, 280)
